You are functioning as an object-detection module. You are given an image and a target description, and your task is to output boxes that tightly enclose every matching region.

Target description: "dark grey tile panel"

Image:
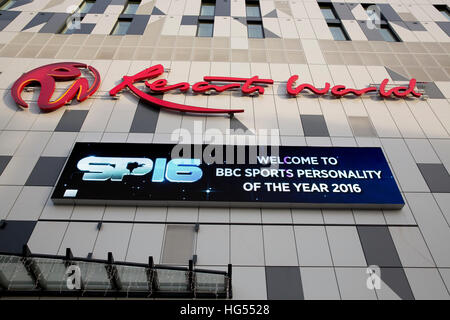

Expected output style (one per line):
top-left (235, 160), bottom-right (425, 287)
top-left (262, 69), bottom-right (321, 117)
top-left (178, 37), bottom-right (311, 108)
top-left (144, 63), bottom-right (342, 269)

top-left (0, 155), bottom-right (12, 176)
top-left (215, 0), bottom-right (231, 16)
top-left (25, 157), bottom-right (67, 187)
top-left (130, 98), bottom-right (160, 133)
top-left (230, 117), bottom-right (251, 133)
top-left (39, 13), bottom-right (70, 33)
top-left (70, 23), bottom-right (96, 34)
top-left (89, 0), bottom-right (112, 14)
top-left (233, 17), bottom-right (246, 26)
top-left (263, 9), bottom-right (277, 18)
top-left (385, 67), bottom-right (409, 81)
top-left (22, 12), bottom-right (52, 31)
top-left (0, 10), bottom-right (20, 31)
top-left (8, 0), bottom-right (32, 10)
top-left (390, 20), bottom-right (411, 33)
top-left (404, 21), bottom-right (426, 31)
top-left (357, 20), bottom-right (384, 41)
top-left (333, 3), bottom-right (355, 20)
top-left (265, 267), bottom-right (304, 300)
top-left (0, 220), bottom-right (37, 254)
top-left (301, 115), bottom-right (330, 137)
top-left (417, 82), bottom-right (446, 99)
top-left (55, 110), bottom-right (89, 132)
top-left (181, 15), bottom-right (198, 26)
top-left (378, 4), bottom-right (402, 21)
top-left (263, 27), bottom-right (280, 38)
top-left (380, 267), bottom-right (414, 300)
top-left (417, 163), bottom-right (450, 193)
top-left (110, 0), bottom-right (127, 5)
top-left (436, 21), bottom-right (450, 37)
top-left (127, 15), bottom-right (151, 35)
top-left (357, 226), bottom-right (402, 267)
top-left (151, 6), bottom-right (165, 15)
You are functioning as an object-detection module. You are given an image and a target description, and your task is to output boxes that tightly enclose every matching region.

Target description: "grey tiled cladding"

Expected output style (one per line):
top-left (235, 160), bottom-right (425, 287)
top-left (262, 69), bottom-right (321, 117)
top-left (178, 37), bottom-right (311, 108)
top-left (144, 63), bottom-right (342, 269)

top-left (263, 9), bottom-right (277, 18)
top-left (377, 3), bottom-right (403, 21)
top-left (0, 0), bottom-right (449, 300)
top-left (230, 117), bottom-right (250, 132)
top-left (385, 67), bottom-right (409, 81)
top-left (0, 220), bottom-right (36, 254)
top-left (0, 10), bottom-right (20, 31)
top-left (379, 268), bottom-right (415, 300)
top-left (25, 156), bottom-right (67, 187)
top-left (67, 23), bottom-right (96, 35)
top-left (181, 15), bottom-right (198, 26)
top-left (8, 0), bottom-right (32, 11)
top-left (215, 0), bottom-right (231, 17)
top-left (89, 0), bottom-right (113, 14)
top-left (300, 115), bottom-right (330, 137)
top-left (419, 82), bottom-right (447, 99)
top-left (22, 12), bottom-right (53, 31)
top-left (151, 6), bottom-right (165, 15)
top-left (127, 15), bottom-right (151, 35)
top-left (130, 99), bottom-right (160, 133)
top-left (403, 21), bottom-right (427, 32)
top-left (417, 164), bottom-right (450, 193)
top-left (55, 110), bottom-right (89, 132)
top-left (357, 226), bottom-right (402, 267)
top-left (436, 21), bottom-right (450, 37)
top-left (265, 267), bottom-right (304, 300)
top-left (348, 116), bottom-right (377, 137)
top-left (0, 155), bottom-right (11, 176)
top-left (332, 3), bottom-right (355, 20)
top-left (39, 13), bottom-right (70, 34)
top-left (357, 20), bottom-right (385, 41)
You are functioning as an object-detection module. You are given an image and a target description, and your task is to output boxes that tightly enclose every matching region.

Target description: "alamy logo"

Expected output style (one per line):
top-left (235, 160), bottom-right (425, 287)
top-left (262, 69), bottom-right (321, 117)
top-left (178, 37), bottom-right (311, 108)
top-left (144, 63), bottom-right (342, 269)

top-left (65, 265), bottom-right (81, 290)
top-left (366, 265), bottom-right (381, 290)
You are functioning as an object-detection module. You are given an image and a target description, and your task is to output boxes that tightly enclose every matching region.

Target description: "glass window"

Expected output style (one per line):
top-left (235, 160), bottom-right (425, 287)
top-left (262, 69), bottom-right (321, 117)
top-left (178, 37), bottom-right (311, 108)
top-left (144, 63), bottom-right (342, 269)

top-left (123, 1), bottom-right (141, 15)
top-left (0, 0), bottom-right (16, 10)
top-left (78, 1), bottom-right (95, 14)
top-left (197, 21), bottom-right (214, 37)
top-left (329, 24), bottom-right (348, 41)
top-left (435, 5), bottom-right (450, 21)
top-left (248, 23), bottom-right (264, 38)
top-left (379, 25), bottom-right (398, 42)
top-left (111, 20), bottom-right (132, 35)
top-left (246, 3), bottom-right (261, 17)
top-left (60, 22), bottom-right (74, 34)
top-left (200, 2), bottom-right (215, 16)
top-left (320, 5), bottom-right (336, 20)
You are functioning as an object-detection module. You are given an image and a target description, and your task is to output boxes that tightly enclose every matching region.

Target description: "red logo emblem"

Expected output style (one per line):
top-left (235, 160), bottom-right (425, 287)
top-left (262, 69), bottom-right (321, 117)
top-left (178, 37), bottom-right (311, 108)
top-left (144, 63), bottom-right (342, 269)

top-left (11, 62), bottom-right (101, 112)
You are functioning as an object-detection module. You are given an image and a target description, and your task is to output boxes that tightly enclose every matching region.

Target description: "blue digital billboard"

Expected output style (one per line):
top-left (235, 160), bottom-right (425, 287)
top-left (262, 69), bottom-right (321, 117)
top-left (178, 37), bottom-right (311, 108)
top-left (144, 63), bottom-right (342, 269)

top-left (52, 143), bottom-right (404, 209)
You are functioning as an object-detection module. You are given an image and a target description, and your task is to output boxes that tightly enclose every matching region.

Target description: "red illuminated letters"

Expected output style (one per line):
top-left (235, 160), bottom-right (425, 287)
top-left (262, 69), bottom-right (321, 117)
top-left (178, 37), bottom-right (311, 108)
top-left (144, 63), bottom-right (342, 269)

top-left (286, 75), bottom-right (421, 99)
top-left (11, 62), bottom-right (423, 115)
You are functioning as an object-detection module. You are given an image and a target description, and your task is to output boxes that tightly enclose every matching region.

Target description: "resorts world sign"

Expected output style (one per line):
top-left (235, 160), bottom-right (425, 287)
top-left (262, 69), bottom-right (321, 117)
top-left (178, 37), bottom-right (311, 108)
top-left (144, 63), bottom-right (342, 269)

top-left (52, 143), bottom-right (405, 209)
top-left (12, 62), bottom-right (422, 115)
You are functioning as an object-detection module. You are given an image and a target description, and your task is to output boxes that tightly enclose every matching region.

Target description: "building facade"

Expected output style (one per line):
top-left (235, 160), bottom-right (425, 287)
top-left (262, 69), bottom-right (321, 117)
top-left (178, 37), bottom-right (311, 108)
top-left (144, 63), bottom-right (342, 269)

top-left (0, 0), bottom-right (450, 299)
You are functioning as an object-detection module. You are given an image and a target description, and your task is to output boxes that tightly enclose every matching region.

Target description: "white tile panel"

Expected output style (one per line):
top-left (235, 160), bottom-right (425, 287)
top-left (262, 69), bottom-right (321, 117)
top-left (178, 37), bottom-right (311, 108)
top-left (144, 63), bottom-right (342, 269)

top-left (125, 223), bottom-right (165, 263)
top-left (326, 226), bottom-right (366, 267)
top-left (263, 225), bottom-right (298, 266)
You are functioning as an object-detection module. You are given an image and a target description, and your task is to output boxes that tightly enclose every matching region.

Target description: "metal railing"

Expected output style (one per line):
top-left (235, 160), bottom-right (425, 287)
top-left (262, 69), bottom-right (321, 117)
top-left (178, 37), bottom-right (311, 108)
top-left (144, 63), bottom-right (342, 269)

top-left (0, 245), bottom-right (232, 299)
